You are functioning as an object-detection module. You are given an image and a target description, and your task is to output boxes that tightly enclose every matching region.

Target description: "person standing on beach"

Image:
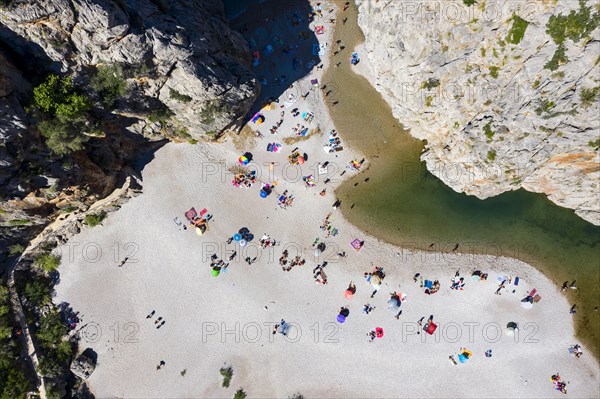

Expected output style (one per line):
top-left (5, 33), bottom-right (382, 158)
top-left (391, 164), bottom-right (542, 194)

top-left (118, 257), bottom-right (129, 267)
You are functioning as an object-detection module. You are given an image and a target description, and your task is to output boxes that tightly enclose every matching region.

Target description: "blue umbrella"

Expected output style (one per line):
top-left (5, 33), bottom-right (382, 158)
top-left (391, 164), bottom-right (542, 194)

top-left (260, 190), bottom-right (268, 198)
top-left (336, 314), bottom-right (346, 323)
top-left (233, 233), bottom-right (242, 242)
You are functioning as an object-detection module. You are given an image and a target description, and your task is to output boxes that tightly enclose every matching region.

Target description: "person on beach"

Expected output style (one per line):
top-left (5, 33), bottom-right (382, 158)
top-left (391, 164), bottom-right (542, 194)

top-left (146, 310), bottom-right (155, 319)
top-left (156, 360), bottom-right (165, 370)
top-left (154, 317), bottom-right (163, 325)
top-left (118, 257), bottom-right (129, 267)
top-left (363, 304), bottom-right (374, 314)
top-left (413, 273), bottom-right (420, 283)
top-left (367, 330), bottom-right (376, 342)
top-left (570, 304), bottom-right (577, 314)
top-left (346, 281), bottom-right (356, 294)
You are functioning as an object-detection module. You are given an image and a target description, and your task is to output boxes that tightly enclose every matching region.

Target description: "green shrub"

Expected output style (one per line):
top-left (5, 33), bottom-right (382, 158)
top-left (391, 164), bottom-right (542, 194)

top-left (580, 87), bottom-right (599, 108)
top-left (33, 75), bottom-right (90, 155)
top-left (506, 15), bottom-right (529, 45)
top-left (148, 107), bottom-right (174, 125)
top-left (463, 0), bottom-right (476, 6)
top-left (487, 150), bottom-right (497, 161)
top-left (8, 219), bottom-right (29, 226)
top-left (38, 119), bottom-right (87, 155)
top-left (233, 388), bottom-right (247, 399)
top-left (8, 244), bottom-right (24, 256)
top-left (484, 122), bottom-right (495, 140)
top-left (91, 64), bottom-right (128, 108)
top-left (84, 211), bottom-right (106, 227)
top-left (200, 100), bottom-right (224, 124)
top-left (35, 252), bottom-right (61, 273)
top-left (546, 0), bottom-right (599, 46)
top-left (489, 66), bottom-right (499, 79)
top-left (220, 366), bottom-right (233, 388)
top-left (33, 75), bottom-right (90, 121)
top-left (169, 88), bottom-right (193, 103)
top-left (588, 138), bottom-right (600, 150)
top-left (544, 45), bottom-right (568, 71)
top-left (535, 99), bottom-right (555, 115)
top-left (421, 78), bottom-right (440, 90)
top-left (23, 277), bottom-right (52, 308)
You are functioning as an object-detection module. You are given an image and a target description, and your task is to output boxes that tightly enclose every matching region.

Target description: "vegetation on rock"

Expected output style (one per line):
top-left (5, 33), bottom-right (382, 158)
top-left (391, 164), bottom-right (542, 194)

top-left (169, 88), bottom-right (193, 103)
top-left (91, 64), bottom-right (128, 108)
top-left (506, 15), bottom-right (528, 45)
top-left (34, 252), bottom-right (61, 273)
top-left (84, 211), bottom-right (106, 227)
top-left (545, 0), bottom-right (599, 70)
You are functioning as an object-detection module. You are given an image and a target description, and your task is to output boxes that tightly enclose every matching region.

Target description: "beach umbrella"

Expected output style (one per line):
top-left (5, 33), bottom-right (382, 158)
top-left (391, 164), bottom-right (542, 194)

top-left (336, 314), bottom-right (346, 323)
top-left (297, 156), bottom-right (305, 164)
top-left (239, 239), bottom-right (247, 247)
top-left (521, 301), bottom-right (533, 309)
top-left (369, 275), bottom-right (381, 287)
top-left (344, 289), bottom-right (354, 299)
top-left (424, 322), bottom-right (437, 335)
top-left (260, 190), bottom-right (268, 198)
top-left (387, 297), bottom-right (400, 311)
top-left (195, 227), bottom-right (203, 236)
top-left (246, 233), bottom-right (254, 242)
top-left (239, 227), bottom-right (250, 235)
top-left (506, 322), bottom-right (519, 336)
top-left (375, 327), bottom-right (384, 338)
top-left (233, 233), bottom-right (242, 242)
top-left (211, 268), bottom-right (220, 277)
top-left (239, 155), bottom-right (248, 165)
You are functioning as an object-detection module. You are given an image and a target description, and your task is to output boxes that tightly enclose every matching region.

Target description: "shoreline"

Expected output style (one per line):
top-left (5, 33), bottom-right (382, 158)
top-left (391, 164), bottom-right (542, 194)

top-left (51, 1), bottom-right (599, 397)
top-left (324, 0), bottom-right (600, 359)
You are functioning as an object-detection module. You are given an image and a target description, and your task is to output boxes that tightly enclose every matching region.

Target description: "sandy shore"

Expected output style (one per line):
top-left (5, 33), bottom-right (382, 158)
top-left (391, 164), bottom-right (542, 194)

top-left (53, 2), bottom-right (599, 398)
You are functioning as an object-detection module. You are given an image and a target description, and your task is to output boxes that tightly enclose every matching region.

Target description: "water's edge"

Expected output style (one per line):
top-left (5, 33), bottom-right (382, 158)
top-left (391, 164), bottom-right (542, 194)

top-left (323, 1), bottom-right (600, 359)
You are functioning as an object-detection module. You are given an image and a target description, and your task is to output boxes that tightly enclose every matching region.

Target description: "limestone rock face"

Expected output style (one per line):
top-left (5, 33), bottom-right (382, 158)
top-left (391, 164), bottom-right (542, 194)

top-left (0, 0), bottom-right (258, 137)
top-left (356, 0), bottom-right (600, 225)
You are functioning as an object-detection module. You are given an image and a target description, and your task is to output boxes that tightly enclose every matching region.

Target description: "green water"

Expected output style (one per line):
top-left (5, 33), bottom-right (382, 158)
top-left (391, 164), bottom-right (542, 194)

top-left (325, 1), bottom-right (600, 357)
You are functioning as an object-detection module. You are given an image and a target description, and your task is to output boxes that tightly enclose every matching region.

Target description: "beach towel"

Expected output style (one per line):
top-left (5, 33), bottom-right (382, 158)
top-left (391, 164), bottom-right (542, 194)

top-left (185, 207), bottom-right (197, 222)
top-left (424, 280), bottom-right (433, 289)
top-left (315, 25), bottom-right (324, 35)
top-left (514, 277), bottom-right (520, 286)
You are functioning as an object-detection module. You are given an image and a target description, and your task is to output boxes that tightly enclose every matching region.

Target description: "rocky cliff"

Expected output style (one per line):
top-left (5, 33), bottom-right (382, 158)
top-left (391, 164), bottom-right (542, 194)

top-left (0, 0), bottom-right (258, 137)
top-left (0, 0), bottom-right (258, 266)
top-left (356, 0), bottom-right (600, 225)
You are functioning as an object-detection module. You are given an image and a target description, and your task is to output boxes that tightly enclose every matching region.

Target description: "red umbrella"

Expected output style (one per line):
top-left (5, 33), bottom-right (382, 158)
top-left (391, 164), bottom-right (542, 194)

top-left (375, 327), bottom-right (384, 338)
top-left (425, 322), bottom-right (437, 335)
top-left (344, 289), bottom-right (354, 299)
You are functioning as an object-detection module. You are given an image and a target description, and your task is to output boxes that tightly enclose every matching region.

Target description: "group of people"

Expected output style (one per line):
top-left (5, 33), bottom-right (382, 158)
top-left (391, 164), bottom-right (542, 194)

top-left (292, 123), bottom-right (310, 137)
top-left (278, 190), bottom-right (295, 209)
top-left (313, 262), bottom-right (328, 284)
top-left (232, 170), bottom-right (257, 188)
top-left (279, 249), bottom-right (306, 272)
top-left (146, 310), bottom-right (166, 330)
top-left (259, 234), bottom-right (279, 248)
top-left (210, 254), bottom-right (229, 274)
top-left (319, 213), bottom-right (339, 237)
top-left (324, 129), bottom-right (343, 152)
top-left (551, 373), bottom-right (568, 394)
top-left (269, 111), bottom-right (286, 135)
top-left (450, 270), bottom-right (465, 291)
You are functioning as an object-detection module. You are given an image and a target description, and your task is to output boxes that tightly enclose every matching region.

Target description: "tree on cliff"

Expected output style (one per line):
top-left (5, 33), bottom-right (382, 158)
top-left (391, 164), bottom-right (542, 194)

top-left (33, 74), bottom-right (91, 156)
